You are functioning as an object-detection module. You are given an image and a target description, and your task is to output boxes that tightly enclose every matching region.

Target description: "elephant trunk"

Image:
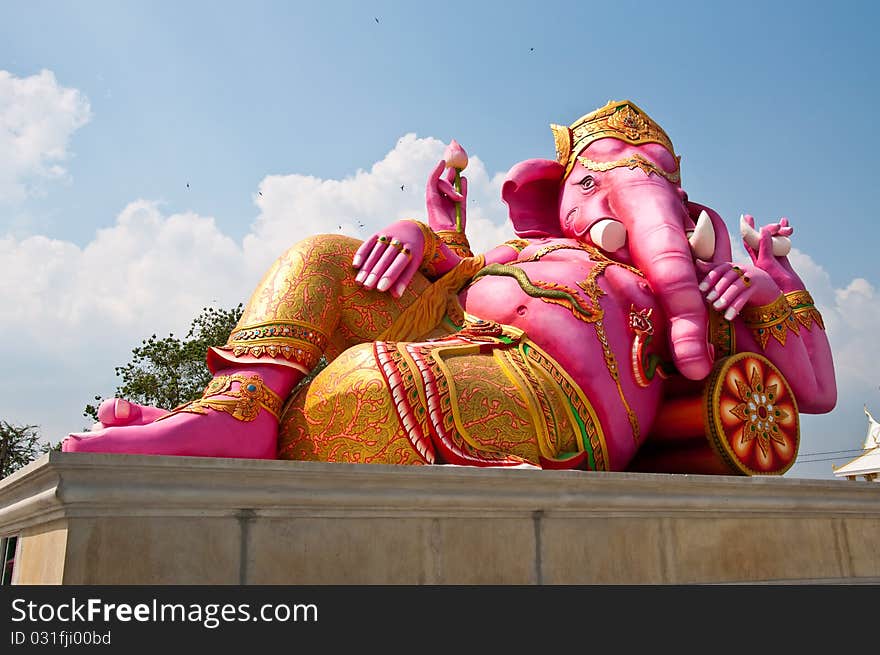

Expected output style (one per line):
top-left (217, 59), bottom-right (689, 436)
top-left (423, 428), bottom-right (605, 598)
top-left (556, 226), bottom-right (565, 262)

top-left (609, 180), bottom-right (712, 380)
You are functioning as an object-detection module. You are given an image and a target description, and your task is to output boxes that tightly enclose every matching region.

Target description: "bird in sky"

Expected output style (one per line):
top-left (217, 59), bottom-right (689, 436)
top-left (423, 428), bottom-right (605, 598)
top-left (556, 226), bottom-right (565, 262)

top-left (375, 17), bottom-right (379, 23)
top-left (400, 184), bottom-right (405, 190)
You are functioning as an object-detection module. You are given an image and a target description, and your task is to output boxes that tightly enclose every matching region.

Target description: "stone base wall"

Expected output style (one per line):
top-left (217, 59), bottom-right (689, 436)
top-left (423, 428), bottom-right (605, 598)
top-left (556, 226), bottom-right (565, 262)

top-left (2, 453), bottom-right (879, 584)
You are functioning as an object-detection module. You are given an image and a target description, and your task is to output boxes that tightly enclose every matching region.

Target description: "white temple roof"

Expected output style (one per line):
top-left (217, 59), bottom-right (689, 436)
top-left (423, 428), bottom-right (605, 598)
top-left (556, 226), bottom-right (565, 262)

top-left (833, 447), bottom-right (880, 478)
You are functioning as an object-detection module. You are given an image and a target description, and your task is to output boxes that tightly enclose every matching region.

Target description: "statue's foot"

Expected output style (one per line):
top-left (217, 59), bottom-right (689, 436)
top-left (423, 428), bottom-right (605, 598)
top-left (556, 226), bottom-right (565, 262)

top-left (96, 398), bottom-right (168, 427)
top-left (62, 409), bottom-right (278, 459)
top-left (64, 365), bottom-right (298, 459)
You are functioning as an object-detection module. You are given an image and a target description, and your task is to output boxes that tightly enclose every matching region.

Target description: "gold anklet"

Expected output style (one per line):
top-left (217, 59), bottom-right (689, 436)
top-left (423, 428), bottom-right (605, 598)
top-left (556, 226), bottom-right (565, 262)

top-left (155, 374), bottom-right (283, 422)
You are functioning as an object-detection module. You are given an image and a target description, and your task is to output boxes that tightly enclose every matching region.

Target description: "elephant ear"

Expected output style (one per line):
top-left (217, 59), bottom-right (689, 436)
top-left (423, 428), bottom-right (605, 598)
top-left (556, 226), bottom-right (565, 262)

top-left (686, 200), bottom-right (732, 263)
top-left (501, 159), bottom-right (565, 238)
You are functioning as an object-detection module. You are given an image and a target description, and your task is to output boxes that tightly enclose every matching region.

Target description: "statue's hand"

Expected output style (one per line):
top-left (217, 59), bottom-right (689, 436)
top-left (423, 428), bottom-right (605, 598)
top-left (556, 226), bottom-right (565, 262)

top-left (697, 260), bottom-right (781, 321)
top-left (426, 159), bottom-right (467, 232)
top-left (741, 214), bottom-right (803, 292)
top-left (352, 219), bottom-right (425, 298)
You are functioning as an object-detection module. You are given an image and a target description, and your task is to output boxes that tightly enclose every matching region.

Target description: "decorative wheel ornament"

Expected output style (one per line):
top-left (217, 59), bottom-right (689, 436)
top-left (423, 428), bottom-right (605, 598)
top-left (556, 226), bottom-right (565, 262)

top-left (703, 352), bottom-right (799, 475)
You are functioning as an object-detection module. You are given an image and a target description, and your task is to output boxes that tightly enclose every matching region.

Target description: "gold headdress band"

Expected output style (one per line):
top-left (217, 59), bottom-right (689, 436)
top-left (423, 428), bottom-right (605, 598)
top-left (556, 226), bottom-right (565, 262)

top-left (577, 153), bottom-right (680, 184)
top-left (550, 100), bottom-right (680, 181)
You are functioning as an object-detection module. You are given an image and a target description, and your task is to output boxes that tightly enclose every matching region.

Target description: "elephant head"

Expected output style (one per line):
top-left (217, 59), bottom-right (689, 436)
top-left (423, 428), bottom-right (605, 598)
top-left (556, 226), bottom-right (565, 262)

top-left (501, 100), bottom-right (731, 380)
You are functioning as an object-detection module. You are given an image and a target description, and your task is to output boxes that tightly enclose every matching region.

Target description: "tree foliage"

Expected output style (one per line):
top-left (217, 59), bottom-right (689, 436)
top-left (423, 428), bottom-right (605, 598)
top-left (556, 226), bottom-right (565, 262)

top-left (84, 304), bottom-right (244, 422)
top-left (0, 422), bottom-right (49, 479)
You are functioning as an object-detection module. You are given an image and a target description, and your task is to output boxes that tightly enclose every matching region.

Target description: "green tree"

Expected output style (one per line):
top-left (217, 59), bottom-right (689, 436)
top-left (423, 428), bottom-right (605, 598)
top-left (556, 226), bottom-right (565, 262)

top-left (0, 422), bottom-right (49, 479)
top-left (84, 304), bottom-right (244, 422)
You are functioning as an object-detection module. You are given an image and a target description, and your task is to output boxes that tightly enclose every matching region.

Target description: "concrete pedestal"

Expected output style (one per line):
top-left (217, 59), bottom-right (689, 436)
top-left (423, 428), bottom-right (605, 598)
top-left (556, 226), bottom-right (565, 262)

top-left (2, 452), bottom-right (879, 584)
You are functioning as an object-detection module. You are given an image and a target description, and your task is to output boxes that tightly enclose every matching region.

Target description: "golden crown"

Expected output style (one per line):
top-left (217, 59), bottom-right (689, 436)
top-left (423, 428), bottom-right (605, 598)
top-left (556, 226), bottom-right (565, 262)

top-left (550, 100), bottom-right (678, 179)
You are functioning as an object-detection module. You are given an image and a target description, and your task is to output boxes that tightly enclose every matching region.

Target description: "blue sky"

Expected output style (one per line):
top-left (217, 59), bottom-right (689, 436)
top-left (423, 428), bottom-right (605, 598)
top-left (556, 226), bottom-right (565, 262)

top-left (1, 0), bottom-right (878, 478)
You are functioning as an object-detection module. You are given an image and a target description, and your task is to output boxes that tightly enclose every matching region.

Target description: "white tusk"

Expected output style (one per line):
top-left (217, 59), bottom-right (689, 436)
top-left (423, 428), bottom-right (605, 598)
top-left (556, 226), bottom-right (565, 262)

top-left (740, 214), bottom-right (761, 250)
top-left (740, 214), bottom-right (792, 256)
top-left (589, 218), bottom-right (627, 252)
top-left (771, 236), bottom-right (791, 257)
top-left (688, 209), bottom-right (716, 260)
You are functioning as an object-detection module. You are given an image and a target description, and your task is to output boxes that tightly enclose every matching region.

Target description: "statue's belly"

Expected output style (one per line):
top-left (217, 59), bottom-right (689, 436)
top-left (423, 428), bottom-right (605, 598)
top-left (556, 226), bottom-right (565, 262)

top-left (459, 257), bottom-right (667, 469)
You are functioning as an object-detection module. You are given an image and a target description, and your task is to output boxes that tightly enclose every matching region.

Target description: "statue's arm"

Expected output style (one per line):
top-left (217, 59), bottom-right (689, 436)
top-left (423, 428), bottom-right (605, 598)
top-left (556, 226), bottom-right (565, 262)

top-left (702, 218), bottom-right (836, 413)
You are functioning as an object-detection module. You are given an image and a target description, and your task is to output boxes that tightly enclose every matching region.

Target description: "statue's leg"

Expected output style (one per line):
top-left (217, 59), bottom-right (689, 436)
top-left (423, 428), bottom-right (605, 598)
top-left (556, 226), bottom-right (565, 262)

top-left (278, 343), bottom-right (429, 465)
top-left (207, 233), bottom-right (437, 373)
top-left (63, 234), bottom-right (442, 458)
top-left (278, 333), bottom-right (604, 469)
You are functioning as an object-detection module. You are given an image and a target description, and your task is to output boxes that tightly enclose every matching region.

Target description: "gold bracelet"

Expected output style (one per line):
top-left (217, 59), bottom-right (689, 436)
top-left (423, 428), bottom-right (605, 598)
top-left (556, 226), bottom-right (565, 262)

top-left (155, 374), bottom-right (283, 422)
top-left (784, 290), bottom-right (826, 331)
top-left (405, 220), bottom-right (446, 278)
top-left (436, 229), bottom-right (474, 258)
top-left (502, 239), bottom-right (531, 254)
top-left (741, 294), bottom-right (800, 349)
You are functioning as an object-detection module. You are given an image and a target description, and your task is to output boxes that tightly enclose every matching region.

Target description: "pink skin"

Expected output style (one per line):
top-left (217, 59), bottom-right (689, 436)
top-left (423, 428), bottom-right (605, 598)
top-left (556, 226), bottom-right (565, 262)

top-left (734, 216), bottom-right (836, 412)
top-left (96, 398), bottom-right (167, 426)
top-left (463, 136), bottom-right (833, 465)
top-left (62, 136), bottom-right (836, 464)
top-left (499, 138), bottom-right (725, 380)
top-left (63, 365), bottom-right (299, 458)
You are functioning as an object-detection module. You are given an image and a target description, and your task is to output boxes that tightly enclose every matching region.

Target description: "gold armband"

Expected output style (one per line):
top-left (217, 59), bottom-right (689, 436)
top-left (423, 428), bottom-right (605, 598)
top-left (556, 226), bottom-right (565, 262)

top-left (784, 290), bottom-right (825, 331)
top-left (155, 374), bottom-right (283, 422)
top-left (503, 239), bottom-right (532, 254)
top-left (741, 294), bottom-right (800, 349)
top-left (405, 220), bottom-right (447, 278)
top-left (436, 229), bottom-right (474, 258)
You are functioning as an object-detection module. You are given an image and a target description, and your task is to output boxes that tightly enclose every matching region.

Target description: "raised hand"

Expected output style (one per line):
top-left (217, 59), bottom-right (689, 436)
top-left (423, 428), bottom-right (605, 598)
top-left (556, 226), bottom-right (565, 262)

top-left (352, 219), bottom-right (426, 298)
top-left (740, 214), bottom-right (803, 293)
top-left (425, 159), bottom-right (467, 232)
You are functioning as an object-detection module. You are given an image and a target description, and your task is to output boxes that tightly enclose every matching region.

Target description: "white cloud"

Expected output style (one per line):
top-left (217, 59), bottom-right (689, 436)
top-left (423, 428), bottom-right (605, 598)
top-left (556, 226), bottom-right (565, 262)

top-left (0, 130), bottom-right (874, 480)
top-left (243, 133), bottom-right (514, 270)
top-left (0, 135), bottom-right (516, 443)
top-left (0, 69), bottom-right (92, 205)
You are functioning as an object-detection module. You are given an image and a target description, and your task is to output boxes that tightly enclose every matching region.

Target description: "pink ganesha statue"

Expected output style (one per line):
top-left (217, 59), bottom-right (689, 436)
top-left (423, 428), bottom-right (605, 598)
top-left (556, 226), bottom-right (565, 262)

top-left (63, 100), bottom-right (837, 475)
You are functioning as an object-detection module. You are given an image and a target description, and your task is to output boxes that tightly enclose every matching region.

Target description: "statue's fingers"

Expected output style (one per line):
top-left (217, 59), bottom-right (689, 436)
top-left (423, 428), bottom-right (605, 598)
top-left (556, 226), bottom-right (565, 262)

top-left (713, 273), bottom-right (750, 311)
top-left (362, 243), bottom-right (401, 289)
top-left (698, 261), bottom-right (732, 292)
top-left (352, 234), bottom-right (378, 268)
top-left (430, 160), bottom-right (446, 182)
top-left (355, 238), bottom-right (387, 283)
top-left (721, 287), bottom-right (754, 321)
top-left (757, 223), bottom-right (775, 259)
top-left (425, 161), bottom-right (447, 203)
top-left (706, 267), bottom-right (741, 304)
top-left (444, 165), bottom-right (457, 184)
top-left (762, 223), bottom-right (781, 237)
top-left (392, 255), bottom-right (421, 298)
top-left (377, 250), bottom-right (412, 293)
top-left (436, 178), bottom-right (464, 202)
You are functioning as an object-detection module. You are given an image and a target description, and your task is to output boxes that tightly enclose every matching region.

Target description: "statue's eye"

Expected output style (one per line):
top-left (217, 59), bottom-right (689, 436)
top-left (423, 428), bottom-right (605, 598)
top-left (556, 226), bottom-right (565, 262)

top-left (579, 175), bottom-right (595, 190)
